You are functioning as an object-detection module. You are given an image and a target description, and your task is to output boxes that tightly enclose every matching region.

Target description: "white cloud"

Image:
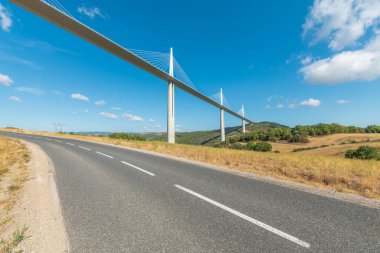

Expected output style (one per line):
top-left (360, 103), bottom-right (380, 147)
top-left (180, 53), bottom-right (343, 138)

top-left (100, 112), bottom-right (118, 119)
top-left (111, 107), bottom-right (122, 111)
top-left (9, 96), bottom-right (21, 102)
top-left (95, 99), bottom-right (105, 106)
top-left (0, 4), bottom-right (12, 32)
top-left (122, 113), bottom-right (144, 122)
top-left (299, 98), bottom-right (321, 107)
top-left (155, 125), bottom-right (161, 129)
top-left (301, 0), bottom-right (380, 84)
top-left (77, 6), bottom-right (104, 19)
top-left (16, 87), bottom-right (44, 96)
top-left (336, 99), bottom-right (349, 104)
top-left (0, 73), bottom-right (13, 86)
top-left (288, 104), bottom-right (297, 109)
top-left (71, 93), bottom-right (89, 102)
top-left (303, 0), bottom-right (380, 51)
top-left (148, 118), bottom-right (155, 122)
top-left (301, 36), bottom-right (380, 83)
top-left (276, 104), bottom-right (284, 109)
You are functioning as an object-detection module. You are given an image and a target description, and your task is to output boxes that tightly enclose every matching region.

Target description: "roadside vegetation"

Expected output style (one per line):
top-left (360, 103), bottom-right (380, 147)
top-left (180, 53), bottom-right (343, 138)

top-left (229, 123), bottom-right (380, 144)
top-left (0, 136), bottom-right (30, 253)
top-left (345, 146), bottom-right (380, 161)
top-left (109, 132), bottom-right (145, 141)
top-left (1, 128), bottom-right (379, 199)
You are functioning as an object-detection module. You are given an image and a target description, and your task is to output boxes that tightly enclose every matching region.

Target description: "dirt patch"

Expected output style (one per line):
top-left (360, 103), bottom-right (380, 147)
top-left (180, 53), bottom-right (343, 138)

top-left (5, 141), bottom-right (69, 252)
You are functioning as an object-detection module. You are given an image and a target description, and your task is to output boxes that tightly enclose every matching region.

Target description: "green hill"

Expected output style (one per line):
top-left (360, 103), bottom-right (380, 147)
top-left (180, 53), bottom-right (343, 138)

top-left (143, 121), bottom-right (288, 145)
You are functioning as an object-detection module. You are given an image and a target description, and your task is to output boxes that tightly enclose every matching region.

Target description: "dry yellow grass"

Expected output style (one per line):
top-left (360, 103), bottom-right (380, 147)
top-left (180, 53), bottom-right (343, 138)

top-left (0, 135), bottom-right (30, 252)
top-left (1, 128), bottom-right (380, 199)
top-left (271, 133), bottom-right (380, 155)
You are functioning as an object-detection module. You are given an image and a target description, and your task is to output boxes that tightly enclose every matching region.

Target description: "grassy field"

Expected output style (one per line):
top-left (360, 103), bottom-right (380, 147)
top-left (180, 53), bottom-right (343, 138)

top-left (2, 128), bottom-right (380, 200)
top-left (0, 135), bottom-right (30, 252)
top-left (271, 133), bottom-right (380, 156)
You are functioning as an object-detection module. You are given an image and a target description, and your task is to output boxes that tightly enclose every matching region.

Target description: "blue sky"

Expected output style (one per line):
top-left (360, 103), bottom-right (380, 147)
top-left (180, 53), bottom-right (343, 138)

top-left (0, 0), bottom-right (380, 132)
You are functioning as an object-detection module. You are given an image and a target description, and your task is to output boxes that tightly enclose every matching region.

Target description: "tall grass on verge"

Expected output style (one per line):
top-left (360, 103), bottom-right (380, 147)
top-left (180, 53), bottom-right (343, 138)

top-left (0, 136), bottom-right (30, 252)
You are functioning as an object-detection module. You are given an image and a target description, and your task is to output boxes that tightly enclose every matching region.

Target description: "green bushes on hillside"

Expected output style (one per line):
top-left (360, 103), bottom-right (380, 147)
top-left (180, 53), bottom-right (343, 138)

top-left (345, 146), bottom-right (380, 161)
top-left (228, 123), bottom-right (380, 144)
top-left (246, 141), bottom-right (272, 152)
top-left (109, 133), bottom-right (145, 141)
top-left (365, 125), bottom-right (380, 133)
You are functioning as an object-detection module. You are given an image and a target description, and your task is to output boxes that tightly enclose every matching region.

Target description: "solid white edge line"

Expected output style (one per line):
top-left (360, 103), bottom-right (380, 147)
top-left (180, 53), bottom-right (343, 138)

top-left (174, 184), bottom-right (310, 249)
top-left (96, 151), bottom-right (114, 159)
top-left (121, 161), bottom-right (155, 176)
top-left (78, 146), bottom-right (91, 151)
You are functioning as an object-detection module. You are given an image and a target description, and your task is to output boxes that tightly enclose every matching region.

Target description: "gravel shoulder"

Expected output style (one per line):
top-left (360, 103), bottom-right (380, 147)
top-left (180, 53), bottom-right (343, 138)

top-left (12, 141), bottom-right (69, 252)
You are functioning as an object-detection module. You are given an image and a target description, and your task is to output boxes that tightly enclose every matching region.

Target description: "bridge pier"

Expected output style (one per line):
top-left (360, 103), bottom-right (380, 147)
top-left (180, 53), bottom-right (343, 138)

top-left (242, 105), bottom-right (246, 134)
top-left (220, 88), bottom-right (225, 142)
top-left (167, 48), bottom-right (175, 143)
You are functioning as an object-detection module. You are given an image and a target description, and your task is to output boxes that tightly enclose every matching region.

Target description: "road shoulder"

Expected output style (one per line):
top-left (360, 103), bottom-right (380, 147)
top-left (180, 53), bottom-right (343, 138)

top-left (12, 141), bottom-right (69, 252)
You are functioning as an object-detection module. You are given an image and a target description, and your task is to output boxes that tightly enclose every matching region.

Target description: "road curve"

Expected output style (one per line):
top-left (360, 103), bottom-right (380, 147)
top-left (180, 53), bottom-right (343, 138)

top-left (1, 131), bottom-right (379, 252)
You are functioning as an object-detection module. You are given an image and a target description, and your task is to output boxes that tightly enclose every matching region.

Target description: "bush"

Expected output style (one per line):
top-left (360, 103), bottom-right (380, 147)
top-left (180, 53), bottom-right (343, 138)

top-left (109, 132), bottom-right (145, 141)
top-left (246, 141), bottom-right (272, 152)
top-left (365, 125), bottom-right (380, 133)
top-left (345, 146), bottom-right (380, 160)
top-left (230, 142), bottom-right (244, 150)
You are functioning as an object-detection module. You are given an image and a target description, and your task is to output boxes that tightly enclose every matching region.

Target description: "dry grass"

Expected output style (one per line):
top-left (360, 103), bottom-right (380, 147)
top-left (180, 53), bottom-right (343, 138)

top-left (271, 133), bottom-right (380, 155)
top-left (0, 135), bottom-right (30, 253)
top-left (1, 128), bottom-right (380, 199)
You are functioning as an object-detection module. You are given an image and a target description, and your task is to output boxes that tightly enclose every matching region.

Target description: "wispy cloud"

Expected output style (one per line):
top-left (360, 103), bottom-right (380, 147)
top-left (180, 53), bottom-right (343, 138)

top-left (77, 6), bottom-right (104, 19)
top-left (71, 93), bottom-right (89, 102)
top-left (73, 109), bottom-right (89, 115)
top-left (148, 118), bottom-right (155, 122)
top-left (299, 98), bottom-right (321, 107)
top-left (0, 3), bottom-right (12, 32)
top-left (122, 113), bottom-right (144, 122)
top-left (100, 112), bottom-right (118, 119)
top-left (18, 40), bottom-right (76, 55)
top-left (95, 99), bottom-right (105, 106)
top-left (9, 96), bottom-right (21, 103)
top-left (52, 90), bottom-right (64, 96)
top-left (0, 73), bottom-right (13, 86)
top-left (276, 104), bottom-right (284, 109)
top-left (336, 99), bottom-right (349, 104)
top-left (0, 55), bottom-right (40, 69)
top-left (15, 87), bottom-right (44, 96)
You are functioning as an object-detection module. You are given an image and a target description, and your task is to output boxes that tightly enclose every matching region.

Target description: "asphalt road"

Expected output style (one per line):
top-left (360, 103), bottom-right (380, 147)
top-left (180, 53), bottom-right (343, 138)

top-left (2, 131), bottom-right (379, 252)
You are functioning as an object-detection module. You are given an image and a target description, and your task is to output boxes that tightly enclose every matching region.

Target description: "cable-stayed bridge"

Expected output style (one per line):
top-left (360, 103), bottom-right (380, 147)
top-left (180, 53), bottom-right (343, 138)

top-left (9, 0), bottom-right (254, 143)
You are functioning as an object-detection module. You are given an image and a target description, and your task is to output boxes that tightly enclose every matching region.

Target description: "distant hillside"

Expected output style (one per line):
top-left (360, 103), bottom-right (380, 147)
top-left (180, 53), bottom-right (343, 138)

top-left (143, 121), bottom-right (288, 145)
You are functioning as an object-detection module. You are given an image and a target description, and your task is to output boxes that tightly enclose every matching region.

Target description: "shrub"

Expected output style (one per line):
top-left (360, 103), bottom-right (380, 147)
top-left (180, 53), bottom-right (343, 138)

top-left (246, 141), bottom-right (272, 152)
top-left (109, 132), bottom-right (145, 141)
top-left (345, 146), bottom-right (380, 161)
top-left (230, 142), bottom-right (244, 150)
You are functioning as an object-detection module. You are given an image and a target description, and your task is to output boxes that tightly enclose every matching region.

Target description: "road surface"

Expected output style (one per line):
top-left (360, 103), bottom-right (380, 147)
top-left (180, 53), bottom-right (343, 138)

top-left (1, 131), bottom-right (379, 252)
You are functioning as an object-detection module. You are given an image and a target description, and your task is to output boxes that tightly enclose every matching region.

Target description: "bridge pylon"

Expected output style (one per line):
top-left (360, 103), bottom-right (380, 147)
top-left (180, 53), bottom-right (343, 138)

top-left (242, 105), bottom-right (246, 134)
top-left (167, 47), bottom-right (175, 143)
top-left (220, 88), bottom-right (225, 142)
